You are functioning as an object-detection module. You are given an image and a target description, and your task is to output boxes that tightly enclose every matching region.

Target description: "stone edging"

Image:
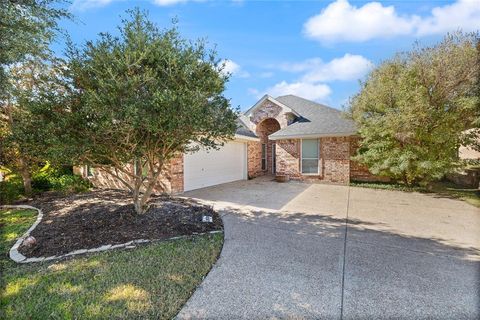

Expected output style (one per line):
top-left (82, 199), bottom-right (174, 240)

top-left (2, 204), bottom-right (223, 264)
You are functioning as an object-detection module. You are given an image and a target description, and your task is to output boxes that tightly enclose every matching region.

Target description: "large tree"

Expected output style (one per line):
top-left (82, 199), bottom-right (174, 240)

top-left (348, 32), bottom-right (480, 185)
top-left (50, 10), bottom-right (238, 213)
top-left (0, 57), bottom-right (65, 195)
top-left (0, 0), bottom-right (70, 195)
top-left (0, 0), bottom-right (70, 98)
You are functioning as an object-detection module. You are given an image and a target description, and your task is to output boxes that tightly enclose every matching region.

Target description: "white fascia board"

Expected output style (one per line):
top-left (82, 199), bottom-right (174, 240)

top-left (269, 132), bottom-right (357, 140)
top-left (234, 134), bottom-right (260, 142)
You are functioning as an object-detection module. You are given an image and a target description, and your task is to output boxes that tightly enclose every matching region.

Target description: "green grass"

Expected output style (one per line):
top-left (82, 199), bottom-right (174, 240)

top-left (350, 180), bottom-right (425, 193)
top-left (429, 181), bottom-right (480, 208)
top-left (350, 180), bottom-right (480, 208)
top-left (0, 208), bottom-right (223, 320)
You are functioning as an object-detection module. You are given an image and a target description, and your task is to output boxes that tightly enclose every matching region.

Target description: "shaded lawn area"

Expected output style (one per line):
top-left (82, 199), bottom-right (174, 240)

top-left (351, 180), bottom-right (480, 208)
top-left (0, 208), bottom-right (223, 320)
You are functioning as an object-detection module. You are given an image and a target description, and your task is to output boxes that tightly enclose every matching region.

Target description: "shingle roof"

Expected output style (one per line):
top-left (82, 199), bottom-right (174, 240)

top-left (268, 95), bottom-right (357, 139)
top-left (235, 116), bottom-right (257, 138)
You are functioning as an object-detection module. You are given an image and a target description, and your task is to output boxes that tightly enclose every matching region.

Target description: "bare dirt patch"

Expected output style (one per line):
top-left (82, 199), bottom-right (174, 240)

top-left (17, 190), bottom-right (222, 257)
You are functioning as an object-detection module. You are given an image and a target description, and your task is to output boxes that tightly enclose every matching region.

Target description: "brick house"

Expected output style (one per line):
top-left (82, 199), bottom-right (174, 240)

top-left (78, 94), bottom-right (376, 193)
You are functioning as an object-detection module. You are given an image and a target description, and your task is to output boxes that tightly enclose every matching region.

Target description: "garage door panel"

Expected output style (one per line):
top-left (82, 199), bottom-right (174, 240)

top-left (184, 141), bottom-right (246, 191)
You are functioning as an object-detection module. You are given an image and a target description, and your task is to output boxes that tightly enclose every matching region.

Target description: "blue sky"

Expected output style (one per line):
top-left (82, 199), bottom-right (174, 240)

top-left (57, 0), bottom-right (480, 111)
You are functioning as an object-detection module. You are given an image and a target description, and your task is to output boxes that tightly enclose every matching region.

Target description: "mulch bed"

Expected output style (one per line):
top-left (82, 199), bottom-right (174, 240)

top-left (17, 190), bottom-right (223, 258)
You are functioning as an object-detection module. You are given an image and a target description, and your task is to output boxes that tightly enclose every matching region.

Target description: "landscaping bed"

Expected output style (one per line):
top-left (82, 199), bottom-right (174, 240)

top-left (16, 190), bottom-right (222, 258)
top-left (1, 208), bottom-right (223, 320)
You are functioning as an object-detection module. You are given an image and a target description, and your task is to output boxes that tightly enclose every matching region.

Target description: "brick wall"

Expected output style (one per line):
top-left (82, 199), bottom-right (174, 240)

top-left (255, 118), bottom-right (281, 174)
top-left (276, 139), bottom-right (301, 178)
top-left (321, 136), bottom-right (350, 184)
top-left (247, 141), bottom-right (262, 178)
top-left (75, 154), bottom-right (184, 194)
top-left (250, 101), bottom-right (289, 128)
top-left (253, 134), bottom-right (386, 185)
top-left (275, 136), bottom-right (378, 185)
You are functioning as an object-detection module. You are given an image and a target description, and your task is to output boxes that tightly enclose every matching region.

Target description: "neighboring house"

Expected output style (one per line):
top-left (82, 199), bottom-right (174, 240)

top-left (77, 94), bottom-right (377, 193)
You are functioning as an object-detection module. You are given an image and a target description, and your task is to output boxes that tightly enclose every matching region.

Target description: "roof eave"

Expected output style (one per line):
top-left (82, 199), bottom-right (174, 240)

top-left (269, 132), bottom-right (357, 140)
top-left (234, 133), bottom-right (260, 142)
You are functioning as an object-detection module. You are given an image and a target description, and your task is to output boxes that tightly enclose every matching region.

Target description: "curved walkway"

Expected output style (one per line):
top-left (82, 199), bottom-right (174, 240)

top-left (177, 177), bottom-right (480, 319)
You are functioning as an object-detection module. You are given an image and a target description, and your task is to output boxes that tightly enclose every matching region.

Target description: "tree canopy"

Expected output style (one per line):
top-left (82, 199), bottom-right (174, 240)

top-left (348, 32), bottom-right (480, 185)
top-left (0, 0), bottom-right (70, 195)
top-left (0, 0), bottom-right (70, 98)
top-left (0, 57), bottom-right (65, 195)
top-left (48, 9), bottom-right (238, 213)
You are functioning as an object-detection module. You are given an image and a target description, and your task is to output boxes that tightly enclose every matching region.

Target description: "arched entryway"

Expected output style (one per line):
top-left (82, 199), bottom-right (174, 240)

top-left (255, 118), bottom-right (281, 174)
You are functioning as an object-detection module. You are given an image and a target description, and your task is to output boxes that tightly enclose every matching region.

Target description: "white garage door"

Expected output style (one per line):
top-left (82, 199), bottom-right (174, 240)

top-left (184, 141), bottom-right (247, 191)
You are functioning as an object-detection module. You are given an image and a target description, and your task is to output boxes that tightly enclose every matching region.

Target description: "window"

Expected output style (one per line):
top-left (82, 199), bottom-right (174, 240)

top-left (86, 165), bottom-right (94, 177)
top-left (301, 139), bottom-right (319, 174)
top-left (261, 144), bottom-right (267, 170)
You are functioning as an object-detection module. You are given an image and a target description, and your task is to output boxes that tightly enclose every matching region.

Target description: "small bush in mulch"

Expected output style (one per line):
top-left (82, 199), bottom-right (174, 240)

top-left (17, 190), bottom-right (223, 258)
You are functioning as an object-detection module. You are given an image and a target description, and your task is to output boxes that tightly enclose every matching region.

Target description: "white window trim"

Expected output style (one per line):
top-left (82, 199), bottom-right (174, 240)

top-left (272, 143), bottom-right (276, 174)
top-left (300, 139), bottom-right (320, 175)
top-left (261, 143), bottom-right (267, 171)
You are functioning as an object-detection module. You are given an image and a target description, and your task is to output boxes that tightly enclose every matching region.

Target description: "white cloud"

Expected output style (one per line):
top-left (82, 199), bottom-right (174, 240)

top-left (265, 81), bottom-right (332, 102)
top-left (304, 0), bottom-right (417, 42)
top-left (304, 0), bottom-right (480, 43)
top-left (222, 60), bottom-right (240, 74)
top-left (279, 54), bottom-right (373, 82)
top-left (416, 0), bottom-right (480, 36)
top-left (254, 53), bottom-right (371, 103)
top-left (221, 60), bottom-right (250, 78)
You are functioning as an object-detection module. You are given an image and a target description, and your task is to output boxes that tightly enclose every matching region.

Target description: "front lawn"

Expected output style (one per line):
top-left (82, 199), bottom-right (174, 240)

top-left (0, 208), bottom-right (223, 319)
top-left (350, 180), bottom-right (480, 208)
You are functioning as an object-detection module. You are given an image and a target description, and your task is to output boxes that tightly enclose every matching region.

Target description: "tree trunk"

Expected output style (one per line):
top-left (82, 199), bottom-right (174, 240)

top-left (132, 183), bottom-right (144, 214)
top-left (133, 197), bottom-right (144, 214)
top-left (132, 164), bottom-right (163, 214)
top-left (20, 168), bottom-right (32, 196)
top-left (18, 157), bottom-right (32, 196)
top-left (132, 182), bottom-right (156, 214)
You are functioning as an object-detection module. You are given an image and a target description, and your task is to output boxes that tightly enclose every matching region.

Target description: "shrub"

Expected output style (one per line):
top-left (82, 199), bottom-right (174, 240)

top-left (0, 176), bottom-right (24, 204)
top-left (0, 165), bottom-right (91, 204)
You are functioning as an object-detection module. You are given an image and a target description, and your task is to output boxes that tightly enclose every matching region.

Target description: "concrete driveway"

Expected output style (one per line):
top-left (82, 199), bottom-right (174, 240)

top-left (177, 177), bottom-right (480, 319)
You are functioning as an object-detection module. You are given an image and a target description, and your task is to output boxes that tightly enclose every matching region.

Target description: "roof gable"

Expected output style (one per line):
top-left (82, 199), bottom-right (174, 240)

top-left (244, 94), bottom-right (300, 118)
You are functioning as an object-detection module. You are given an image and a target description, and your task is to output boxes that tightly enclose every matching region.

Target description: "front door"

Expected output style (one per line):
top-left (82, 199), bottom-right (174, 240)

top-left (272, 143), bottom-right (276, 174)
